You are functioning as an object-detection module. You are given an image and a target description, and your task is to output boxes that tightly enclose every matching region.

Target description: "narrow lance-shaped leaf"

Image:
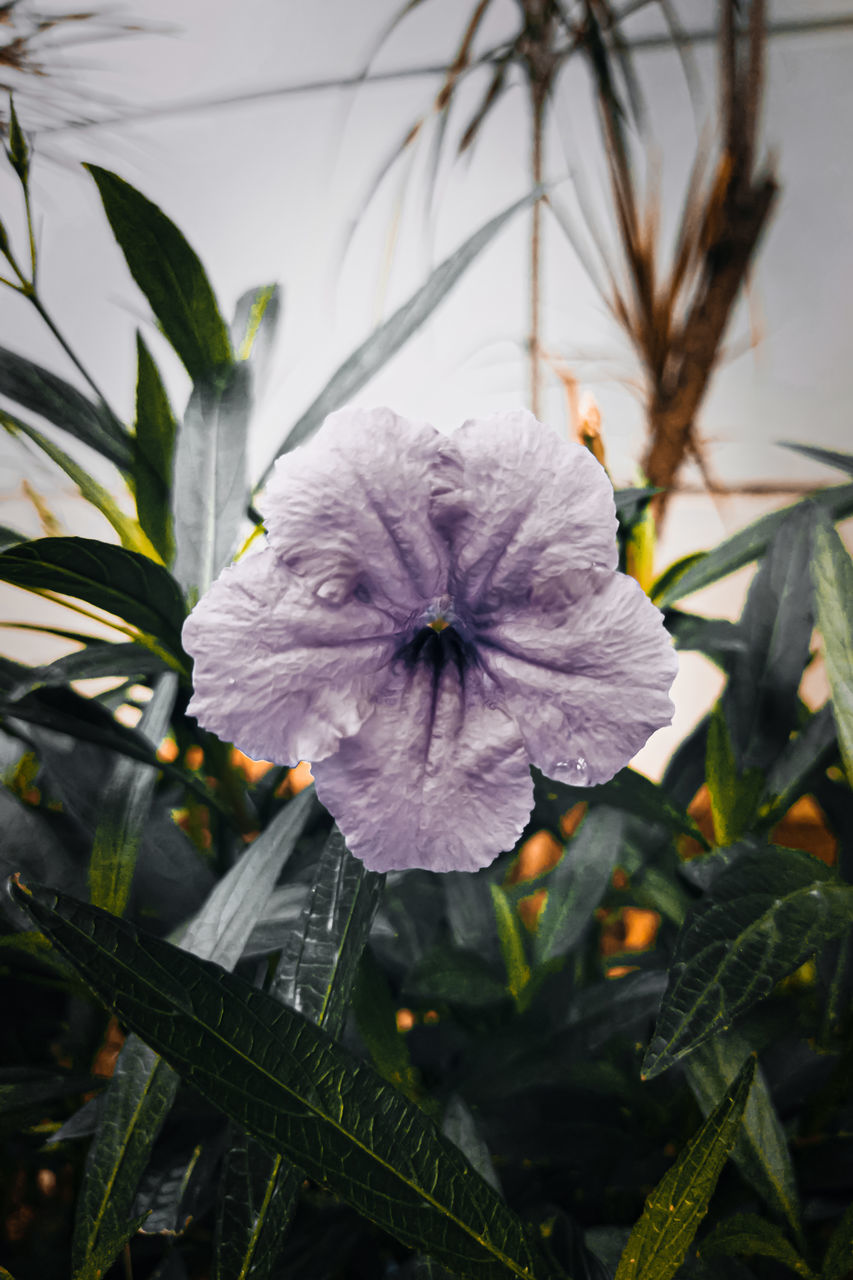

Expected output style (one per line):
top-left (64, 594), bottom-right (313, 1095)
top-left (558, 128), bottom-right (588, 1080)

top-left (172, 362), bottom-right (252, 600)
top-left (0, 537), bottom-right (187, 661)
top-left (535, 807), bottom-right (625, 966)
top-left (705, 705), bottom-right (763, 847)
top-left (781, 440), bottom-right (853, 476)
top-left (231, 283), bottom-right (281, 388)
top-left (722, 501), bottom-right (816, 772)
top-left (0, 343), bottom-right (131, 470)
top-left (643, 848), bottom-right (853, 1079)
top-left (812, 508), bottom-right (853, 787)
top-left (656, 484), bottom-right (853, 607)
top-left (215, 827), bottom-right (385, 1280)
top-left (86, 166), bottom-right (233, 381)
top-left (685, 1029), bottom-right (802, 1239)
top-left (257, 186), bottom-right (542, 483)
top-left (133, 333), bottom-right (177, 564)
top-left (699, 1214), bottom-right (816, 1279)
top-left (10, 880), bottom-right (558, 1280)
top-left (88, 673), bottom-right (178, 918)
top-left (1, 407), bottom-right (159, 559)
top-left (614, 1056), bottom-right (756, 1280)
top-left (66, 788), bottom-right (315, 1280)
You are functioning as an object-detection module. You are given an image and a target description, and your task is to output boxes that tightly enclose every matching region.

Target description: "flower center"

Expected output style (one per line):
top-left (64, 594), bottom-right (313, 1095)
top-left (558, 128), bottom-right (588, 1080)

top-left (395, 597), bottom-right (478, 682)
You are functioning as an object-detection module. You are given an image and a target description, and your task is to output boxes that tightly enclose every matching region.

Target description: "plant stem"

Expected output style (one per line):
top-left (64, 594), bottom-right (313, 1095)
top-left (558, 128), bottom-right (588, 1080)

top-left (28, 291), bottom-right (116, 413)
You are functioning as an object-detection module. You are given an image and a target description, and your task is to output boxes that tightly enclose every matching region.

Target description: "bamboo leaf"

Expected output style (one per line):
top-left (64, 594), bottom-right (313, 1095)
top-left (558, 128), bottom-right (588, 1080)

top-left (614, 1056), bottom-right (756, 1280)
top-left (86, 166), bottom-right (233, 380)
top-left (10, 879), bottom-right (558, 1280)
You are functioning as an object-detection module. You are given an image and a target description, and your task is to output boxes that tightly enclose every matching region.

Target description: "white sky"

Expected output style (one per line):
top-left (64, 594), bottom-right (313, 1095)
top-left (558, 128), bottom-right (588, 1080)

top-left (1, 0), bottom-right (851, 775)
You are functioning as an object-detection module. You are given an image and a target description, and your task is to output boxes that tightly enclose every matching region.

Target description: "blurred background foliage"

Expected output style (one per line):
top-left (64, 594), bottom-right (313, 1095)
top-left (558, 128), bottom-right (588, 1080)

top-left (0, 3), bottom-right (852, 1280)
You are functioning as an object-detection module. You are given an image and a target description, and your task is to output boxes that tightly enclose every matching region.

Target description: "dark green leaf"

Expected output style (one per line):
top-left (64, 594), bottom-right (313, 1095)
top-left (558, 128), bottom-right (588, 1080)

top-left (651, 552), bottom-right (707, 606)
top-left (11, 882), bottom-right (560, 1280)
top-left (722, 502), bottom-right (816, 772)
top-left (259, 187), bottom-right (542, 481)
top-left (0, 537), bottom-right (187, 658)
top-left (812, 508), bottom-right (853, 785)
top-left (404, 949), bottom-right (508, 1010)
top-left (172, 363), bottom-right (252, 599)
top-left (216, 826), bottom-right (383, 1280)
top-left (656, 484), bottom-right (853, 607)
top-left (781, 441), bottom-right (853, 476)
top-left (88, 673), bottom-right (177, 917)
top-left (352, 945), bottom-right (422, 1103)
top-left (133, 333), bottom-right (177, 564)
top-left (685, 1031), bottom-right (801, 1237)
top-left (0, 1068), bottom-right (101, 1136)
top-left (822, 1201), bottom-right (853, 1280)
top-left (643, 848), bottom-right (853, 1078)
top-left (86, 166), bottom-right (233, 380)
top-left (664, 610), bottom-right (745, 670)
top-left (699, 1213), bottom-right (815, 1278)
top-left (67, 789), bottom-right (314, 1277)
top-left (0, 343), bottom-right (131, 469)
top-left (534, 767), bottom-right (704, 846)
top-left (34, 640), bottom-right (173, 686)
top-left (0, 525), bottom-right (23, 550)
top-left (614, 487), bottom-right (660, 526)
top-left (535, 807), bottom-right (625, 965)
top-left (705, 706), bottom-right (764, 846)
top-left (762, 703), bottom-right (838, 820)
top-left (614, 1057), bottom-right (756, 1280)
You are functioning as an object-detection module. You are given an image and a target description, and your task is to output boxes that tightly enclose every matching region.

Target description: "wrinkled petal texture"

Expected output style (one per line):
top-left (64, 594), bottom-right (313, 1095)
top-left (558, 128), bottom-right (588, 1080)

top-left (261, 406), bottom-right (448, 613)
top-left (182, 546), bottom-right (397, 765)
top-left (478, 569), bottom-right (678, 786)
top-left (311, 662), bottom-right (532, 873)
top-left (432, 410), bottom-right (619, 617)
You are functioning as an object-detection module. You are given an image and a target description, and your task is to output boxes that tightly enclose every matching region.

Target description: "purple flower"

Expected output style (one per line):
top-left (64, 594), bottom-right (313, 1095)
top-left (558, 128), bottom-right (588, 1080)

top-left (182, 408), bottom-right (677, 873)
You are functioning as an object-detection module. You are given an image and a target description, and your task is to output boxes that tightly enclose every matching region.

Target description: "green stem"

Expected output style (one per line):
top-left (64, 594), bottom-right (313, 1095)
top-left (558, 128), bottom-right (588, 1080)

top-left (28, 292), bottom-right (116, 416)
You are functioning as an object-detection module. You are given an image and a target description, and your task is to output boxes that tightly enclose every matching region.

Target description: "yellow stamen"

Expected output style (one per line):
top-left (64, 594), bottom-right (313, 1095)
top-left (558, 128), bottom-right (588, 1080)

top-left (429, 616), bottom-right (449, 632)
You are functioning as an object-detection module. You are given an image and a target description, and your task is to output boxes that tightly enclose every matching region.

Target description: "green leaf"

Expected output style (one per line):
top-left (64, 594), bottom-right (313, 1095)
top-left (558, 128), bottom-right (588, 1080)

top-left (705, 705), bottom-right (764, 846)
top-left (0, 537), bottom-right (187, 659)
top-left (614, 1056), bottom-right (756, 1280)
top-left (404, 949), bottom-right (508, 1010)
top-left (88, 673), bottom-right (177, 917)
top-left (258, 187), bottom-right (542, 483)
top-left (86, 165), bottom-right (233, 380)
top-left (664, 610), bottom-right (745, 670)
top-left (822, 1201), bottom-right (853, 1280)
top-left (11, 882), bottom-right (560, 1280)
top-left (651, 552), bottom-right (707, 606)
top-left (351, 946), bottom-right (422, 1103)
top-left (490, 884), bottom-right (531, 1005)
top-left (700, 1213), bottom-right (815, 1278)
top-left (656, 484), bottom-right (853, 607)
top-left (535, 807), bottom-right (625, 965)
top-left (686, 1031), bottom-right (802, 1238)
top-left (812, 509), bottom-right (853, 786)
top-left (723, 501), bottom-right (817, 772)
top-left (33, 640), bottom-right (173, 686)
top-left (762, 702), bottom-right (838, 821)
top-left (441, 1095), bottom-right (501, 1194)
top-left (172, 363), bottom-right (252, 599)
top-left (215, 826), bottom-right (383, 1280)
top-left (781, 441), bottom-right (853, 476)
top-left (231, 282), bottom-right (281, 384)
top-left (133, 333), bottom-right (177, 564)
top-left (1, 406), bottom-right (158, 558)
top-left (0, 525), bottom-right (23, 550)
top-left (6, 95), bottom-right (30, 184)
top-left (0, 343), bottom-right (131, 470)
top-left (534, 767), bottom-right (705, 846)
top-left (643, 847), bottom-right (853, 1078)
top-left (67, 789), bottom-right (314, 1279)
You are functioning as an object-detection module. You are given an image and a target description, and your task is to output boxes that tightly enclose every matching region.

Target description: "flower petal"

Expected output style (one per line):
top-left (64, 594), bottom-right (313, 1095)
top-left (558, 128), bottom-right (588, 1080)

top-left (477, 571), bottom-right (677, 786)
top-left (433, 410), bottom-right (619, 616)
top-left (261, 406), bottom-right (449, 611)
top-left (182, 546), bottom-right (398, 764)
top-left (311, 662), bottom-right (533, 873)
